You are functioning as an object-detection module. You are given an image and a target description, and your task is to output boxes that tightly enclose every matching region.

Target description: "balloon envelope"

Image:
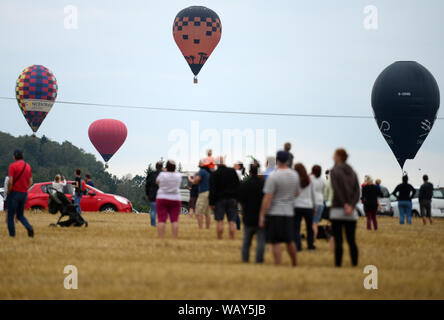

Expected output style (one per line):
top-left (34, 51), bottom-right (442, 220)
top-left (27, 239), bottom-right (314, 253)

top-left (371, 61), bottom-right (440, 168)
top-left (173, 6), bottom-right (222, 81)
top-left (88, 119), bottom-right (128, 163)
top-left (15, 65), bottom-right (58, 133)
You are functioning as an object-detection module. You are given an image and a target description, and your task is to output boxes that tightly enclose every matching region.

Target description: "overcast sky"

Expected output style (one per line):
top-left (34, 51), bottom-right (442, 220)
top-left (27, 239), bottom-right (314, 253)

top-left (0, 0), bottom-right (443, 190)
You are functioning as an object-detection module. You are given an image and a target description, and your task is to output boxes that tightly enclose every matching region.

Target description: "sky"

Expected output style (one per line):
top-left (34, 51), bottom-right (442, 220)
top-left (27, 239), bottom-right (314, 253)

top-left (0, 0), bottom-right (443, 190)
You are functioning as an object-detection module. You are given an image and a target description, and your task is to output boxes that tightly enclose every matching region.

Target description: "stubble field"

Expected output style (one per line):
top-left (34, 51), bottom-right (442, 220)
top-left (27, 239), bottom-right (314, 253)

top-left (0, 211), bottom-right (443, 299)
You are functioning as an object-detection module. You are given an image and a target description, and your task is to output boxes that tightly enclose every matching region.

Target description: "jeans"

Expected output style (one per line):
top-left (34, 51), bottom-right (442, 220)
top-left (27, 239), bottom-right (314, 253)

top-left (236, 212), bottom-right (241, 230)
top-left (398, 200), bottom-right (412, 225)
top-left (365, 209), bottom-right (378, 230)
top-left (149, 201), bottom-right (157, 226)
top-left (74, 193), bottom-right (82, 215)
top-left (7, 191), bottom-right (33, 237)
top-left (294, 207), bottom-right (314, 250)
top-left (331, 220), bottom-right (358, 267)
top-left (242, 226), bottom-right (266, 263)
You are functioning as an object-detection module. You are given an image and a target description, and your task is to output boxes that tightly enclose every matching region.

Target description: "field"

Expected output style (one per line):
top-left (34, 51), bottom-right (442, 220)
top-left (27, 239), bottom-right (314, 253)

top-left (0, 211), bottom-right (443, 300)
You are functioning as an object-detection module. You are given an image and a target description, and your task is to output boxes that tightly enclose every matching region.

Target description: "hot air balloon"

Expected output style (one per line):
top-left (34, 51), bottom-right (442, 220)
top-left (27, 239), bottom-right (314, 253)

top-left (173, 6), bottom-right (222, 83)
top-left (88, 119), bottom-right (127, 168)
top-left (371, 61), bottom-right (440, 169)
top-left (15, 65), bottom-right (58, 134)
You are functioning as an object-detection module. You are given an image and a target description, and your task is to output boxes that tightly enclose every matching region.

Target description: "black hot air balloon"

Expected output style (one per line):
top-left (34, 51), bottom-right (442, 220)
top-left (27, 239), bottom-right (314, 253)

top-left (371, 61), bottom-right (440, 169)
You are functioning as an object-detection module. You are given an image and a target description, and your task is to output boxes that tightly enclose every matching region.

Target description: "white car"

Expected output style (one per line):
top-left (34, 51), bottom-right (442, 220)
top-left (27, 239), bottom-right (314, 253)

top-left (180, 174), bottom-right (192, 214)
top-left (356, 185), bottom-right (393, 217)
top-left (391, 188), bottom-right (444, 218)
top-left (0, 187), bottom-right (4, 211)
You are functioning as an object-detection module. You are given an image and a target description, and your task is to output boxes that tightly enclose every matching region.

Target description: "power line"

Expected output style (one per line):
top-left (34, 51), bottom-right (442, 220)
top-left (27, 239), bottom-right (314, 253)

top-left (1, 96), bottom-right (442, 120)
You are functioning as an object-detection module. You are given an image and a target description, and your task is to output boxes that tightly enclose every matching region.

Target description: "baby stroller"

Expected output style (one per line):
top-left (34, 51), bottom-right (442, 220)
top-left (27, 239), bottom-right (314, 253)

top-left (47, 186), bottom-right (88, 227)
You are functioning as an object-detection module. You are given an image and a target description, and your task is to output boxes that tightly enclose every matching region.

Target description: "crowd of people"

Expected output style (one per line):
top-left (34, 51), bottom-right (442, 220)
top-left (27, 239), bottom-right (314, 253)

top-left (3, 149), bottom-right (95, 237)
top-left (145, 145), bottom-right (364, 267)
top-left (4, 143), bottom-right (438, 268)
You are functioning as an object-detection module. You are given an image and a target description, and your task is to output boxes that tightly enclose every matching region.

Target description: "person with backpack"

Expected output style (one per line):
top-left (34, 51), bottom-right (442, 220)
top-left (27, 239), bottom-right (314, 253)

top-left (145, 162), bottom-right (163, 227)
top-left (6, 150), bottom-right (34, 238)
top-left (74, 168), bottom-right (86, 215)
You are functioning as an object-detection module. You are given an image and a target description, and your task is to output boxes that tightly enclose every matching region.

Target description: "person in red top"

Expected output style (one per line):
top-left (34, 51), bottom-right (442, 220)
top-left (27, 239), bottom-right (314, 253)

top-left (203, 149), bottom-right (216, 171)
top-left (7, 150), bottom-right (34, 237)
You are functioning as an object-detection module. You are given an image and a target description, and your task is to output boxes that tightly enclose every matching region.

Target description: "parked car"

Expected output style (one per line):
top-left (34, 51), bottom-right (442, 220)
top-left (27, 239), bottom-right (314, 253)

top-left (180, 174), bottom-right (191, 214)
top-left (356, 185), bottom-right (393, 217)
top-left (391, 187), bottom-right (444, 218)
top-left (25, 181), bottom-right (132, 213)
top-left (0, 187), bottom-right (5, 211)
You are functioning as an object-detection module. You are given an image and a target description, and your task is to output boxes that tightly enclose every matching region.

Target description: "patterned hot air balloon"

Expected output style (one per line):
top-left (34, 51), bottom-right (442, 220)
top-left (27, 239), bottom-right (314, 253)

top-left (88, 119), bottom-right (128, 167)
top-left (173, 6), bottom-right (222, 83)
top-left (15, 65), bottom-right (58, 133)
top-left (371, 61), bottom-right (440, 169)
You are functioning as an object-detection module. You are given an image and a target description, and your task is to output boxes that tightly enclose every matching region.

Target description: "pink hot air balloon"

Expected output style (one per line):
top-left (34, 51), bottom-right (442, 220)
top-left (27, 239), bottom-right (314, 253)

top-left (88, 119), bottom-right (127, 166)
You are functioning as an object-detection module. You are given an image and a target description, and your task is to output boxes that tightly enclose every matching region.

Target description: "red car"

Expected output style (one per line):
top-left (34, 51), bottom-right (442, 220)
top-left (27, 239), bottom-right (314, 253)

top-left (25, 181), bottom-right (132, 213)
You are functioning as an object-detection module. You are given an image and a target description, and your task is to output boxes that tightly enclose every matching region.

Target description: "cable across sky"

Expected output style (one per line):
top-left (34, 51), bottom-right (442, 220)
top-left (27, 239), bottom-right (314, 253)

top-left (1, 96), bottom-right (442, 120)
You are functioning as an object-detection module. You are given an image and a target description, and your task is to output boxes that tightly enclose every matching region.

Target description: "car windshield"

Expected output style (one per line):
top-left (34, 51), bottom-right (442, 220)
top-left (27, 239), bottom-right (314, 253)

top-left (180, 176), bottom-right (190, 189)
top-left (433, 189), bottom-right (444, 199)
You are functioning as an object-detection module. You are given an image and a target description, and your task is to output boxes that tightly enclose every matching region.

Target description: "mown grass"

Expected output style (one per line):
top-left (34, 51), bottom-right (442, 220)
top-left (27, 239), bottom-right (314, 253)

top-left (0, 211), bottom-right (443, 299)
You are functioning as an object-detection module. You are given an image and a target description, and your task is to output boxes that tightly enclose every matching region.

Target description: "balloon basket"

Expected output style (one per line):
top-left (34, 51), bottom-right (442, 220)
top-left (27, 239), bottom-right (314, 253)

top-left (193, 76), bottom-right (198, 84)
top-left (105, 163), bottom-right (109, 169)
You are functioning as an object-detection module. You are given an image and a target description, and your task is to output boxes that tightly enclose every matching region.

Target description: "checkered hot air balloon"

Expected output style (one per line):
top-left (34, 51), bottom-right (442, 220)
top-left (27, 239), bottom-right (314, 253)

top-left (173, 6), bottom-right (222, 83)
top-left (15, 65), bottom-right (58, 133)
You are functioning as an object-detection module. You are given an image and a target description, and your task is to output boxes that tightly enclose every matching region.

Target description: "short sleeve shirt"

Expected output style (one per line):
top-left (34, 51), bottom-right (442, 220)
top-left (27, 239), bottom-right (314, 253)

top-left (197, 168), bottom-right (210, 194)
top-left (8, 160), bottom-right (32, 193)
top-left (263, 169), bottom-right (300, 217)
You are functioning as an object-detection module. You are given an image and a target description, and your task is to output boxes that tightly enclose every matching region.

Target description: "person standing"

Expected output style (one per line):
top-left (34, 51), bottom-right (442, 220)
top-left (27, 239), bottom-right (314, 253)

top-left (330, 148), bottom-right (360, 267)
top-left (361, 176), bottom-right (383, 231)
top-left (238, 163), bottom-right (265, 263)
top-left (392, 175), bottom-right (416, 225)
top-left (204, 149), bottom-right (216, 171)
top-left (52, 174), bottom-right (67, 193)
top-left (192, 160), bottom-right (212, 229)
top-left (234, 161), bottom-right (246, 230)
top-left (209, 156), bottom-right (240, 239)
top-left (293, 163), bottom-right (317, 251)
top-left (419, 174), bottom-right (434, 225)
top-left (187, 173), bottom-right (199, 216)
top-left (145, 162), bottom-right (163, 227)
top-left (263, 156), bottom-right (276, 180)
top-left (283, 142), bottom-right (294, 168)
top-left (6, 150), bottom-right (34, 238)
top-left (259, 151), bottom-right (300, 266)
top-left (85, 174), bottom-right (95, 187)
top-left (375, 179), bottom-right (382, 190)
top-left (155, 160), bottom-right (182, 238)
top-left (74, 169), bottom-right (85, 215)
top-left (311, 165), bottom-right (326, 241)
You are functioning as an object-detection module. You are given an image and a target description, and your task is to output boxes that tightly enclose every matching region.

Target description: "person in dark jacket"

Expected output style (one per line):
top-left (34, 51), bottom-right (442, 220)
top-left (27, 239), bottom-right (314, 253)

top-left (361, 176), bottom-right (383, 231)
top-left (330, 148), bottom-right (360, 267)
top-left (392, 175), bottom-right (416, 225)
top-left (209, 156), bottom-right (240, 239)
top-left (145, 162), bottom-right (163, 227)
top-left (419, 174), bottom-right (434, 225)
top-left (85, 174), bottom-right (95, 187)
top-left (238, 163), bottom-right (265, 263)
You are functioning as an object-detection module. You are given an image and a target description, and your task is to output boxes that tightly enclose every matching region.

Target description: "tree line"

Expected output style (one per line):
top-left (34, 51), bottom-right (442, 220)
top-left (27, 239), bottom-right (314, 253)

top-left (0, 131), bottom-right (154, 212)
